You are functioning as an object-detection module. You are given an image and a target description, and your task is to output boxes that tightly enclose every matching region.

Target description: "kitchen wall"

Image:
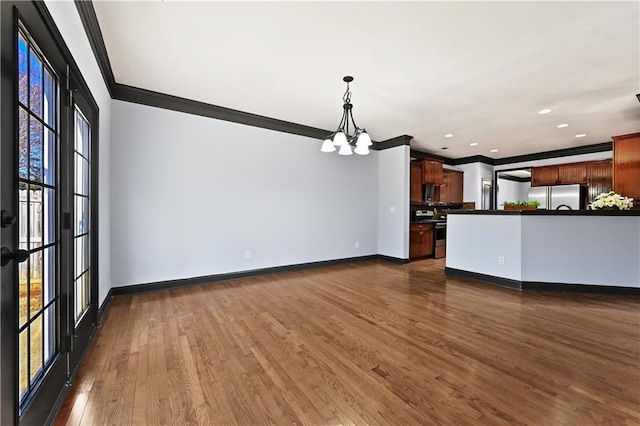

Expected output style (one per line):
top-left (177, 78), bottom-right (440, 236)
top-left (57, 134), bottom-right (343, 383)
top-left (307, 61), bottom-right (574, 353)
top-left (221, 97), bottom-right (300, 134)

top-left (496, 178), bottom-right (530, 208)
top-left (45, 0), bottom-right (113, 307)
top-left (378, 145), bottom-right (409, 259)
top-left (452, 150), bottom-right (613, 210)
top-left (456, 162), bottom-right (495, 207)
top-left (111, 100), bottom-right (380, 287)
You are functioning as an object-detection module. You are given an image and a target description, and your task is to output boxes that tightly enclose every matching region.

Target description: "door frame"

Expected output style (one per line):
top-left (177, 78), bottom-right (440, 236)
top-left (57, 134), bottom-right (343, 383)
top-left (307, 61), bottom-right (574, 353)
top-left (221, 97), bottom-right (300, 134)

top-left (0, 2), bottom-right (100, 424)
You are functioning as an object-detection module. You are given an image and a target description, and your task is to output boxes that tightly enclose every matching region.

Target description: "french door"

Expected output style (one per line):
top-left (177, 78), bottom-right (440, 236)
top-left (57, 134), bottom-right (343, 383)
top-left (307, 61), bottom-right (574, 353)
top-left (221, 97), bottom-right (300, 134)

top-left (1, 2), bottom-right (98, 425)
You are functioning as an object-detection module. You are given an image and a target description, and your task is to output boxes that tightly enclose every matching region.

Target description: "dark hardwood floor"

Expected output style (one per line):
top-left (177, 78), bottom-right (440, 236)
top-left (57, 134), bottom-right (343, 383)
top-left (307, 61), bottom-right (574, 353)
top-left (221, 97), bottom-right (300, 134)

top-left (55, 259), bottom-right (640, 425)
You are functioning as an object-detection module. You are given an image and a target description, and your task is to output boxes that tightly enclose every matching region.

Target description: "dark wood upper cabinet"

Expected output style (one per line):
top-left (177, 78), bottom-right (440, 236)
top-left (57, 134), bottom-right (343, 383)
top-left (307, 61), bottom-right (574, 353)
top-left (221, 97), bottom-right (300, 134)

top-left (586, 159), bottom-right (613, 203)
top-left (441, 169), bottom-right (464, 204)
top-left (422, 159), bottom-right (443, 185)
top-left (531, 165), bottom-right (559, 186)
top-left (410, 162), bottom-right (423, 204)
top-left (532, 162), bottom-right (587, 186)
top-left (557, 162), bottom-right (586, 184)
top-left (613, 133), bottom-right (640, 198)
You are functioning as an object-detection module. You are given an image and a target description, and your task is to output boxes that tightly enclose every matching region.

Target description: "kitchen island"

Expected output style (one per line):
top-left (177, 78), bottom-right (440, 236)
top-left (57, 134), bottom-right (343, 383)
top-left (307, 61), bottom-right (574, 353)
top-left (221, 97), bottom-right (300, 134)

top-left (445, 209), bottom-right (640, 292)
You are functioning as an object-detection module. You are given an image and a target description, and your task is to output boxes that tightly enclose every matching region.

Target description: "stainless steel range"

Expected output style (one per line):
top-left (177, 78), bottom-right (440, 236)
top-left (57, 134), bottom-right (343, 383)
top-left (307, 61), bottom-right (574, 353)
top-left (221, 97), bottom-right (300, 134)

top-left (434, 222), bottom-right (446, 258)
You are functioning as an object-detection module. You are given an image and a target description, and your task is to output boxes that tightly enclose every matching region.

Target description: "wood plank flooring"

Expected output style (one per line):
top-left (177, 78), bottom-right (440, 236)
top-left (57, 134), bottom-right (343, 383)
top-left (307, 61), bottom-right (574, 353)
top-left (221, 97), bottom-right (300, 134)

top-left (55, 259), bottom-right (640, 425)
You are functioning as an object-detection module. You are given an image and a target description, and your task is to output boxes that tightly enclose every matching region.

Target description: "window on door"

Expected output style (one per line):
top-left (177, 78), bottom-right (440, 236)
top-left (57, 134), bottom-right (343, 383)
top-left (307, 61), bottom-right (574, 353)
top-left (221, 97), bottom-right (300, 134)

top-left (74, 109), bottom-right (91, 323)
top-left (17, 27), bottom-right (58, 402)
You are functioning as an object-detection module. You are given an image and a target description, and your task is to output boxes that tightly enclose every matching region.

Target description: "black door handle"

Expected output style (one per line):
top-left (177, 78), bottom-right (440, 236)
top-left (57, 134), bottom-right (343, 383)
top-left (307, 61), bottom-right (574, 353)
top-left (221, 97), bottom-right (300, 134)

top-left (1, 210), bottom-right (16, 227)
top-left (1, 247), bottom-right (29, 267)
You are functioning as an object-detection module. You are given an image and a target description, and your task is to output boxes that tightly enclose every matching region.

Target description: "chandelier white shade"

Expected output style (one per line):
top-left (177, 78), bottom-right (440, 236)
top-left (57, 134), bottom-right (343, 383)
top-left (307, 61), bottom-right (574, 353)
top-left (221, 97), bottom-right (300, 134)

top-left (321, 76), bottom-right (373, 156)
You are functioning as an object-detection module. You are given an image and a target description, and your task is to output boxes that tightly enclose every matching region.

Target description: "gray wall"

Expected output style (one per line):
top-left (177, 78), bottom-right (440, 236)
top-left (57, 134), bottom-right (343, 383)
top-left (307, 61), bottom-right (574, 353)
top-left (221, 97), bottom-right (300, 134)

top-left (457, 162), bottom-right (495, 207)
top-left (45, 1), bottom-right (113, 306)
top-left (447, 214), bottom-right (523, 280)
top-left (378, 145), bottom-right (410, 259)
top-left (497, 179), bottom-right (530, 208)
top-left (521, 216), bottom-right (639, 286)
top-left (111, 100), bottom-right (380, 287)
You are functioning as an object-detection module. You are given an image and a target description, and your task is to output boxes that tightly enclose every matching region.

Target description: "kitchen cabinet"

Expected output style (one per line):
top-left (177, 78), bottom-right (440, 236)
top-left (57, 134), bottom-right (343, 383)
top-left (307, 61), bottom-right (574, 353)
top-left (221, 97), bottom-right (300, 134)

top-left (613, 133), bottom-right (640, 199)
top-left (410, 162), bottom-right (423, 204)
top-left (531, 162), bottom-right (586, 186)
top-left (422, 159), bottom-right (443, 185)
top-left (586, 160), bottom-right (612, 203)
top-left (410, 223), bottom-right (433, 260)
top-left (441, 170), bottom-right (464, 204)
top-left (557, 162), bottom-right (586, 184)
top-left (531, 165), bottom-right (558, 186)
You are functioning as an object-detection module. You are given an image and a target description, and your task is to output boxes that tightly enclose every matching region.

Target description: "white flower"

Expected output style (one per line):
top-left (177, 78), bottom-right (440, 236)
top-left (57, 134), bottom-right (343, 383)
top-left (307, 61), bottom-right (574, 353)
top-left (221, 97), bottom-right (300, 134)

top-left (591, 192), bottom-right (634, 210)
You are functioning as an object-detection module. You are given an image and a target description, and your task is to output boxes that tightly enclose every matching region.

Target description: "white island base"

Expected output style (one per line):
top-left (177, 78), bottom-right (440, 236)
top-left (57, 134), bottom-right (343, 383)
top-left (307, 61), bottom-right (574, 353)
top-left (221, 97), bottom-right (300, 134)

top-left (445, 210), bottom-right (640, 293)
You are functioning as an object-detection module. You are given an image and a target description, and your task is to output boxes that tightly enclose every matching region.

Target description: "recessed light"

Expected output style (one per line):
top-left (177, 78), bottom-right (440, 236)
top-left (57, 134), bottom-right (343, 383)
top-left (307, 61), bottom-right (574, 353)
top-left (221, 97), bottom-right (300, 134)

top-left (575, 133), bottom-right (587, 138)
top-left (490, 149), bottom-right (499, 153)
top-left (444, 133), bottom-right (454, 138)
top-left (538, 108), bottom-right (552, 115)
top-left (470, 142), bottom-right (478, 146)
top-left (441, 147), bottom-right (449, 150)
top-left (557, 123), bottom-right (570, 128)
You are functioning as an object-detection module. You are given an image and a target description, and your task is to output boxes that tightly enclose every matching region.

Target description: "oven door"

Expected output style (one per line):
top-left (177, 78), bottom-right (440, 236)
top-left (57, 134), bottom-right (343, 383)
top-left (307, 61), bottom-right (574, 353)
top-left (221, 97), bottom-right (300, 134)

top-left (434, 223), bottom-right (446, 258)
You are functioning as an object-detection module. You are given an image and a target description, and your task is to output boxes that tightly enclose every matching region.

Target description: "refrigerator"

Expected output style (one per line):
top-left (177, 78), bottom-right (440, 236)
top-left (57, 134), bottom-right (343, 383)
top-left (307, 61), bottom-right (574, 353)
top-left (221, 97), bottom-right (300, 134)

top-left (527, 184), bottom-right (587, 210)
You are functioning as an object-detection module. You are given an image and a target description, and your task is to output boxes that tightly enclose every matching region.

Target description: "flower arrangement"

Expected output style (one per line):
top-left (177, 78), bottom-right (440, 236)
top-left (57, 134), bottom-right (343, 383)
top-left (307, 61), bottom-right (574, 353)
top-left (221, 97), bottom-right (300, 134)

top-left (590, 191), bottom-right (634, 210)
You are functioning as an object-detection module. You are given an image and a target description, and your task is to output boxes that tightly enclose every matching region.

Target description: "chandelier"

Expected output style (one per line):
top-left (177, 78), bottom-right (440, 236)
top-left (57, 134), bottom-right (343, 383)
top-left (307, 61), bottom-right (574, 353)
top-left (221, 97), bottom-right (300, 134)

top-left (320, 76), bottom-right (373, 156)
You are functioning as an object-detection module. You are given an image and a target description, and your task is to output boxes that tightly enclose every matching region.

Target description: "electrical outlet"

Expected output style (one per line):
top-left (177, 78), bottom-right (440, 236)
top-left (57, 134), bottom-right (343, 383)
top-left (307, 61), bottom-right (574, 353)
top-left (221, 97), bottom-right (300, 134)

top-left (498, 256), bottom-right (505, 265)
top-left (245, 251), bottom-right (251, 260)
top-left (355, 242), bottom-right (360, 249)
top-left (390, 206), bottom-right (396, 213)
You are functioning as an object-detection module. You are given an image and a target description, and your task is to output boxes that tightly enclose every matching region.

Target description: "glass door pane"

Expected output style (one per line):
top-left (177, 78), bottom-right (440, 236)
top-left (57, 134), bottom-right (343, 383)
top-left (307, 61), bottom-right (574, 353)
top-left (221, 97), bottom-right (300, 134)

top-left (73, 109), bottom-right (91, 323)
top-left (17, 27), bottom-right (59, 405)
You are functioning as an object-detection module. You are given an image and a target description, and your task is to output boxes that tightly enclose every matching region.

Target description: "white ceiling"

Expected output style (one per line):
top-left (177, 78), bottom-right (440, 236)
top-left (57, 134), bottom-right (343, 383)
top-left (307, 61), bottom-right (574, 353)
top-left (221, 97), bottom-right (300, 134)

top-left (92, 1), bottom-right (640, 159)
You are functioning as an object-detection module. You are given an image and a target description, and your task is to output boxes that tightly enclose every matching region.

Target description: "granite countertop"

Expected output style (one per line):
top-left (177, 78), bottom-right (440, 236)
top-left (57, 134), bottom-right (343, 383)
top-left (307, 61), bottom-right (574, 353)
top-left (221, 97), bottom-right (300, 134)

top-left (411, 219), bottom-right (447, 224)
top-left (447, 209), bottom-right (640, 216)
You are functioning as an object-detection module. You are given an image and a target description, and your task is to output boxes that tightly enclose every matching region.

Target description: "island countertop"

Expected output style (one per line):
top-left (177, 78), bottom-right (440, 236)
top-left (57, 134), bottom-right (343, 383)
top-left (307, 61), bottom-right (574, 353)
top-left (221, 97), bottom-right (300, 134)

top-left (445, 210), bottom-right (640, 292)
top-left (447, 209), bottom-right (640, 216)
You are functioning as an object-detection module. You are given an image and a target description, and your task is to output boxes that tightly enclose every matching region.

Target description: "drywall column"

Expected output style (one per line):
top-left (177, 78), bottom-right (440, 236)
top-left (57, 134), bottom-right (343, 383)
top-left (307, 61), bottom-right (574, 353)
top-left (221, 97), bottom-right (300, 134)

top-left (378, 144), bottom-right (410, 260)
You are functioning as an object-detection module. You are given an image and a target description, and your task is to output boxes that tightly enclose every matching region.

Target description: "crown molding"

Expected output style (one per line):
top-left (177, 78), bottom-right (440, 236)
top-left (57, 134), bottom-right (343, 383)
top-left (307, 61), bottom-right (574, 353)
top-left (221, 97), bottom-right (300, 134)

top-left (111, 83), bottom-right (331, 140)
top-left (492, 142), bottom-right (612, 165)
top-left (74, 1), bottom-right (616, 160)
top-left (75, 0), bottom-right (412, 150)
top-left (373, 135), bottom-right (413, 151)
top-left (74, 0), bottom-right (115, 95)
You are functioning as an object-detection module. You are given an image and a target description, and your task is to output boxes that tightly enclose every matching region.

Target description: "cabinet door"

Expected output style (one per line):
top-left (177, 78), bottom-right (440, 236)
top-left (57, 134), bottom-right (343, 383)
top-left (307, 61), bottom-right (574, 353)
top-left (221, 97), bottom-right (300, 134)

top-left (410, 163), bottom-right (423, 204)
top-left (586, 160), bottom-right (612, 203)
top-left (409, 226), bottom-right (423, 259)
top-left (421, 228), bottom-right (434, 257)
top-left (613, 133), bottom-right (640, 198)
top-left (423, 160), bottom-right (443, 185)
top-left (440, 171), bottom-right (451, 204)
top-left (531, 165), bottom-right (558, 186)
top-left (449, 170), bottom-right (464, 204)
top-left (557, 162), bottom-right (587, 184)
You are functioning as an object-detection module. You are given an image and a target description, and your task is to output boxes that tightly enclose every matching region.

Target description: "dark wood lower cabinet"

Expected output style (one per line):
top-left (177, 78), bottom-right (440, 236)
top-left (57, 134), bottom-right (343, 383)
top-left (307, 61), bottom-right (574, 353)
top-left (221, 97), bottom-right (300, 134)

top-left (410, 224), bottom-right (434, 260)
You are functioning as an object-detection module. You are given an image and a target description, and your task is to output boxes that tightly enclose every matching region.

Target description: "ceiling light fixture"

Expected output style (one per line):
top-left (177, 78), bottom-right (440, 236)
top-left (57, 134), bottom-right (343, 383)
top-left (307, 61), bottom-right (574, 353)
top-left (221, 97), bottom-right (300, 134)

top-left (444, 133), bottom-right (454, 138)
top-left (538, 108), bottom-right (552, 115)
top-left (320, 76), bottom-right (372, 156)
top-left (557, 123), bottom-right (570, 128)
top-left (490, 149), bottom-right (499, 153)
top-left (470, 142), bottom-right (478, 146)
top-left (575, 133), bottom-right (587, 138)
